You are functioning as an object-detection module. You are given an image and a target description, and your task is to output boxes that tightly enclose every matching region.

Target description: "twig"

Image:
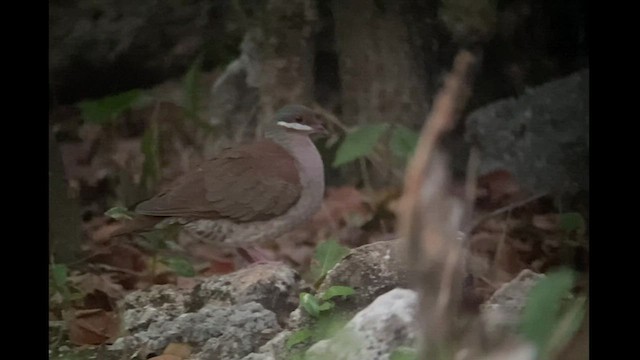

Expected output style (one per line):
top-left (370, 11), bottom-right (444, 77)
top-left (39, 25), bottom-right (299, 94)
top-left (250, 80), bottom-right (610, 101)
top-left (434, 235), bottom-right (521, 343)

top-left (88, 263), bottom-right (144, 276)
top-left (466, 192), bottom-right (547, 234)
top-left (396, 50), bottom-right (478, 356)
top-left (401, 51), bottom-right (476, 212)
top-left (359, 158), bottom-right (373, 191)
top-left (493, 211), bottom-right (511, 271)
top-left (312, 104), bottom-right (349, 132)
top-left (464, 146), bottom-right (481, 225)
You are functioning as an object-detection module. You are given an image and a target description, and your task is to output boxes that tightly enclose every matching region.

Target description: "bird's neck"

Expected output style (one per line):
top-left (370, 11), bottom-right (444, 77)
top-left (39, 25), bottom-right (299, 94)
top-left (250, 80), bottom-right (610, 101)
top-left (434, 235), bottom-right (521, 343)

top-left (266, 131), bottom-right (320, 171)
top-left (264, 126), bottom-right (290, 144)
top-left (265, 129), bottom-right (324, 205)
top-left (264, 129), bottom-right (308, 152)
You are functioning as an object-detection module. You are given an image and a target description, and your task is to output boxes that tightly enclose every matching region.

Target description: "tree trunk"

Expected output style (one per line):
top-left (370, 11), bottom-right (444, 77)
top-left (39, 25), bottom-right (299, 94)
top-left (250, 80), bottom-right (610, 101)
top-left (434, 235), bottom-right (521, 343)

top-left (208, 0), bottom-right (317, 141)
top-left (254, 0), bottom-right (317, 130)
top-left (331, 0), bottom-right (433, 127)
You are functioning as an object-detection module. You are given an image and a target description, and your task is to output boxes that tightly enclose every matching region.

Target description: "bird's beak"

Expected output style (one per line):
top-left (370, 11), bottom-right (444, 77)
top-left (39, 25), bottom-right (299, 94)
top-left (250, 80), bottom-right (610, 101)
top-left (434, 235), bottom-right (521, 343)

top-left (312, 113), bottom-right (330, 136)
top-left (313, 123), bottom-right (329, 136)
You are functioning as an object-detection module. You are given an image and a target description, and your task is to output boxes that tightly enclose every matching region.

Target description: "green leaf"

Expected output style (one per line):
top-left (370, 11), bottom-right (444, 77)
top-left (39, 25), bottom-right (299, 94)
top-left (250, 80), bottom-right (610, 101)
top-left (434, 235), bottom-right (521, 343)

top-left (51, 264), bottom-right (68, 289)
top-left (138, 224), bottom-right (182, 251)
top-left (141, 117), bottom-right (161, 191)
top-left (104, 206), bottom-right (135, 220)
top-left (546, 296), bottom-right (586, 358)
top-left (78, 89), bottom-right (145, 124)
top-left (286, 328), bottom-right (313, 349)
top-left (318, 301), bottom-right (335, 312)
top-left (332, 123), bottom-right (390, 167)
top-left (183, 55), bottom-right (204, 120)
top-left (300, 292), bottom-right (321, 318)
top-left (559, 212), bottom-right (585, 233)
top-left (312, 314), bottom-right (350, 343)
top-left (50, 264), bottom-right (73, 303)
top-left (321, 286), bottom-right (356, 301)
top-left (311, 239), bottom-right (350, 282)
top-left (520, 268), bottom-right (576, 354)
top-left (390, 347), bottom-right (418, 360)
top-left (163, 257), bottom-right (196, 277)
top-left (390, 125), bottom-right (419, 160)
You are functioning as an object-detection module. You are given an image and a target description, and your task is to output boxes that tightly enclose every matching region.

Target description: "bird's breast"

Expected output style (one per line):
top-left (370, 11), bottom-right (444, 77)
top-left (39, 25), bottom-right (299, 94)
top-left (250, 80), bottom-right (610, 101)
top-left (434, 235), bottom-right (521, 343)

top-left (292, 137), bottom-right (325, 215)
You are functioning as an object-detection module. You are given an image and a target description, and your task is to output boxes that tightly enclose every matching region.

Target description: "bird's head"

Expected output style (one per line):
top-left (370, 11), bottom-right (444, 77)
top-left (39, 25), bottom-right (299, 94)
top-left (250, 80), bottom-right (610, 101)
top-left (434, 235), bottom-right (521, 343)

top-left (272, 104), bottom-right (328, 136)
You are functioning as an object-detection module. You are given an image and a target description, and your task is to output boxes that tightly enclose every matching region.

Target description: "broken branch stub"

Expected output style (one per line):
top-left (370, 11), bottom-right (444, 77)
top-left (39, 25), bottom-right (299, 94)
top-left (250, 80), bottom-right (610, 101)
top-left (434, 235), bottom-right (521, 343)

top-left (397, 50), bottom-right (477, 356)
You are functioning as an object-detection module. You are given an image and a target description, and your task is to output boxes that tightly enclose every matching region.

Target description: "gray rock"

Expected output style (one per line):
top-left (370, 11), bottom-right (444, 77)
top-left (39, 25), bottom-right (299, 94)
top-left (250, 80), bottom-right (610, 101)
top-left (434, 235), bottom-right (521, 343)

top-left (305, 288), bottom-right (419, 360)
top-left (49, 0), bottom-right (241, 102)
top-left (117, 302), bottom-right (281, 359)
top-left (318, 240), bottom-right (409, 312)
top-left (240, 354), bottom-right (275, 360)
top-left (208, 33), bottom-right (261, 141)
top-left (189, 262), bottom-right (301, 323)
top-left (286, 307), bottom-right (307, 330)
top-left (207, 0), bottom-right (317, 140)
top-left (480, 269), bottom-right (545, 341)
top-left (253, 330), bottom-right (292, 359)
top-left (120, 285), bottom-right (191, 333)
top-left (465, 69), bottom-right (589, 194)
top-left (239, 330), bottom-right (292, 360)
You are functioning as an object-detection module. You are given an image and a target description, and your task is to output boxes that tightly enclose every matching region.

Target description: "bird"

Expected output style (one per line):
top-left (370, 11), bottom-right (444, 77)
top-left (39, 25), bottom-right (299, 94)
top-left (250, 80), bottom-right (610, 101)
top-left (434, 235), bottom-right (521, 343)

top-left (109, 104), bottom-right (327, 251)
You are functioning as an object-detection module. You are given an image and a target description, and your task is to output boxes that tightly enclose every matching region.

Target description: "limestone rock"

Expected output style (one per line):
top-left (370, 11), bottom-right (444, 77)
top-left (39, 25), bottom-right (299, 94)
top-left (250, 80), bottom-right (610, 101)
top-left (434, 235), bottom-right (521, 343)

top-left (318, 240), bottom-right (409, 312)
top-left (189, 262), bottom-right (301, 323)
top-left (115, 302), bottom-right (280, 359)
top-left (240, 330), bottom-right (292, 360)
top-left (305, 288), bottom-right (419, 360)
top-left (120, 285), bottom-right (191, 333)
top-left (465, 69), bottom-right (589, 194)
top-left (480, 269), bottom-right (545, 341)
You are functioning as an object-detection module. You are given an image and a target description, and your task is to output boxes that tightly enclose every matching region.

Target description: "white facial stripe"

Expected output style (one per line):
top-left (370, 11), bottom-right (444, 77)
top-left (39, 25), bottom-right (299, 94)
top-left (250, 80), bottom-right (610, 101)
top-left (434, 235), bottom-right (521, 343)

top-left (277, 121), bottom-right (314, 131)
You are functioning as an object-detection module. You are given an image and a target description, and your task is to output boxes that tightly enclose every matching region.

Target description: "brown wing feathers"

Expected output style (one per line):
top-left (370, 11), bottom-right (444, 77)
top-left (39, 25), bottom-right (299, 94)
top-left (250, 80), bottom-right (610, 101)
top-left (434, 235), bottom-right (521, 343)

top-left (134, 141), bottom-right (302, 222)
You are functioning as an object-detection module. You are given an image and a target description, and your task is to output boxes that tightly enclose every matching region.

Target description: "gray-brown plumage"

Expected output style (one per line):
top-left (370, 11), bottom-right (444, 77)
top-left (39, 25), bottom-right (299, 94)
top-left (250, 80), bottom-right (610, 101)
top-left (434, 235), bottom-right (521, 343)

top-left (109, 104), bottom-right (327, 248)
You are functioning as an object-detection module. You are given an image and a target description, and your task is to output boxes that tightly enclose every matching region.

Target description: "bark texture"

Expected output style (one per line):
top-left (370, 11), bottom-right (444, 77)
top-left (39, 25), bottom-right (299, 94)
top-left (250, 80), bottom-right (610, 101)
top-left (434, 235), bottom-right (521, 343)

top-left (331, 0), bottom-right (434, 127)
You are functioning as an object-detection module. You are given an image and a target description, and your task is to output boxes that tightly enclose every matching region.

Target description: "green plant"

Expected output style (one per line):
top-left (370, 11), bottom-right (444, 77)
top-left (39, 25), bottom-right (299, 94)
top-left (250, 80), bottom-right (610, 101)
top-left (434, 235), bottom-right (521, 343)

top-left (104, 206), bottom-right (135, 220)
top-left (161, 256), bottom-right (196, 277)
top-left (299, 286), bottom-right (356, 318)
top-left (105, 210), bottom-right (195, 277)
top-left (50, 264), bottom-right (84, 308)
top-left (332, 123), bottom-right (420, 168)
top-left (182, 55), bottom-right (217, 134)
top-left (558, 212), bottom-right (586, 236)
top-left (286, 289), bottom-right (354, 350)
top-left (77, 89), bottom-right (148, 125)
top-left (390, 347), bottom-right (419, 360)
top-left (286, 240), bottom-right (356, 351)
top-left (49, 263), bottom-right (85, 346)
top-left (309, 238), bottom-right (350, 285)
top-left (519, 268), bottom-right (586, 360)
top-left (141, 114), bottom-right (161, 191)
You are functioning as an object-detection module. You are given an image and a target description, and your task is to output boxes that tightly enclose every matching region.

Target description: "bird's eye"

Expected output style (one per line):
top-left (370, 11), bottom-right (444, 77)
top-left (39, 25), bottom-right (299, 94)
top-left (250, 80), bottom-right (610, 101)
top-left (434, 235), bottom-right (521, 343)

top-left (295, 116), bottom-right (303, 123)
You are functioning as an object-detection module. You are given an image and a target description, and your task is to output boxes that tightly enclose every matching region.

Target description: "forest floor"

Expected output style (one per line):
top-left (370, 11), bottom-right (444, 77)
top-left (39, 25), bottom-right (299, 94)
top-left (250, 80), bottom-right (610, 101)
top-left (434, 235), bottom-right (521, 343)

top-left (49, 75), bottom-right (588, 359)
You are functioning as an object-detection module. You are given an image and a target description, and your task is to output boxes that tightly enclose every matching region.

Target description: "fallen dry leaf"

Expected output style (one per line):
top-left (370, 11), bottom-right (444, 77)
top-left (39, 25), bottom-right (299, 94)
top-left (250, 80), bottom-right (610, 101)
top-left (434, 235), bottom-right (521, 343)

top-left (175, 276), bottom-right (201, 290)
top-left (59, 142), bottom-right (106, 188)
top-left (477, 169), bottom-right (525, 209)
top-left (68, 309), bottom-right (119, 345)
top-left (88, 243), bottom-right (147, 273)
top-left (531, 213), bottom-right (560, 231)
top-left (163, 343), bottom-right (192, 358)
top-left (148, 355), bottom-right (181, 360)
top-left (493, 237), bottom-right (529, 281)
top-left (314, 186), bottom-right (371, 227)
top-left (69, 273), bottom-right (126, 300)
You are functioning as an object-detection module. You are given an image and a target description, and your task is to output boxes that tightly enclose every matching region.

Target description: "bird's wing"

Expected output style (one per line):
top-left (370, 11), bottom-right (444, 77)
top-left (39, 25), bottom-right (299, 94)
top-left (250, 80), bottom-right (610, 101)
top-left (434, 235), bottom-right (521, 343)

top-left (135, 140), bottom-right (302, 222)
